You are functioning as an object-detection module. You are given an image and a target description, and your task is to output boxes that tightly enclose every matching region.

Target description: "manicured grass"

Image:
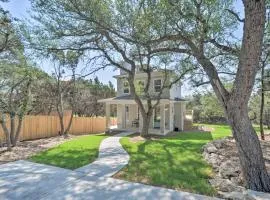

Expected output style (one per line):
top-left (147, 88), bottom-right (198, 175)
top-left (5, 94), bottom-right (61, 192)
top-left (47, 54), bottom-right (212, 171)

top-left (198, 123), bottom-right (266, 138)
top-left (117, 124), bottom-right (233, 196)
top-left (30, 134), bottom-right (107, 170)
top-left (197, 123), bottom-right (232, 139)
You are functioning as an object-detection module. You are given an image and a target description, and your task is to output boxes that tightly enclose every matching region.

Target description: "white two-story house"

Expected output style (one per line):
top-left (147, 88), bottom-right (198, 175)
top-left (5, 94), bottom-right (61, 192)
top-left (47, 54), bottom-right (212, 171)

top-left (98, 67), bottom-right (186, 135)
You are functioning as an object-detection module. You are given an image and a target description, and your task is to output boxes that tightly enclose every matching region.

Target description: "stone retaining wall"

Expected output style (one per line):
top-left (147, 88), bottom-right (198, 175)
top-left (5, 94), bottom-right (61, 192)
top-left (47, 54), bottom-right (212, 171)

top-left (203, 137), bottom-right (270, 199)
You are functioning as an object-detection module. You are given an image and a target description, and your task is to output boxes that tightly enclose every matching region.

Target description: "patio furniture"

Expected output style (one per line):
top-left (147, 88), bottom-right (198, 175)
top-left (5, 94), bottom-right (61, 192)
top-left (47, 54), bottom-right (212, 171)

top-left (132, 119), bottom-right (139, 128)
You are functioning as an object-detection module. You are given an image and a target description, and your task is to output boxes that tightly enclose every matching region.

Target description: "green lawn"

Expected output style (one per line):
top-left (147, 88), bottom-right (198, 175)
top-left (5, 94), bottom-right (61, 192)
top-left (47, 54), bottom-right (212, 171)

top-left (197, 123), bottom-right (232, 139)
top-left (30, 134), bottom-right (107, 169)
top-left (116, 124), bottom-right (232, 196)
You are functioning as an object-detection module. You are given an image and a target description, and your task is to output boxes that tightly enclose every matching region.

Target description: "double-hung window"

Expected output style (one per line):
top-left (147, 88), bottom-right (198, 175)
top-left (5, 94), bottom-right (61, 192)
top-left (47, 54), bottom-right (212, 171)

top-left (136, 80), bottom-right (145, 95)
top-left (123, 81), bottom-right (130, 94)
top-left (154, 79), bottom-right (162, 92)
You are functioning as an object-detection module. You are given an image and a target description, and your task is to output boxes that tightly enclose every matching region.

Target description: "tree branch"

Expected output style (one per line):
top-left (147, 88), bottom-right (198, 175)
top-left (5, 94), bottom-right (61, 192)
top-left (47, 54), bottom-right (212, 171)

top-left (226, 9), bottom-right (244, 23)
top-left (209, 39), bottom-right (239, 56)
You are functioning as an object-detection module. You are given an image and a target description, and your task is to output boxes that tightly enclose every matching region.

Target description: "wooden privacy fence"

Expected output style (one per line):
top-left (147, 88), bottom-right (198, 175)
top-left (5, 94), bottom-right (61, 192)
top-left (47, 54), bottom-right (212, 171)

top-left (0, 115), bottom-right (117, 142)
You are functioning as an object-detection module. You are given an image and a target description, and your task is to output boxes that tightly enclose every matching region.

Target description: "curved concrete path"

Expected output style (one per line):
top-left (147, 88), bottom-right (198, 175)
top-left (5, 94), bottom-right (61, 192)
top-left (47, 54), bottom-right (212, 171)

top-left (75, 131), bottom-right (134, 177)
top-left (0, 131), bottom-right (221, 200)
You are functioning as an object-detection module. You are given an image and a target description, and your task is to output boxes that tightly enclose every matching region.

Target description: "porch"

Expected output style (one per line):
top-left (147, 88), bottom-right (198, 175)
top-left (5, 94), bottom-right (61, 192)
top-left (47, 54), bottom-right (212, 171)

top-left (99, 97), bottom-right (185, 135)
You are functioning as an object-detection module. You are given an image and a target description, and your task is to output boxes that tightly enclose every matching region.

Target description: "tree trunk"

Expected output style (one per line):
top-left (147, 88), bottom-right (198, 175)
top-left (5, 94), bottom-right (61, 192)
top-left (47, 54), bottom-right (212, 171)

top-left (1, 124), bottom-right (11, 151)
top-left (63, 111), bottom-right (74, 137)
top-left (195, 0), bottom-right (269, 191)
top-left (57, 92), bottom-right (65, 135)
top-left (9, 114), bottom-right (15, 146)
top-left (226, 100), bottom-right (270, 191)
top-left (140, 113), bottom-right (151, 137)
top-left (58, 113), bottom-right (65, 135)
top-left (13, 117), bottom-right (23, 146)
top-left (0, 114), bottom-right (12, 151)
top-left (6, 133), bottom-right (11, 151)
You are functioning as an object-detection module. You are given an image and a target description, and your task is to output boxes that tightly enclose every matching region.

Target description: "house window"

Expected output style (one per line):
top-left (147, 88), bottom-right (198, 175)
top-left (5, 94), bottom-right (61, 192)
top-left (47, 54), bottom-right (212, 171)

top-left (123, 81), bottom-right (129, 94)
top-left (154, 79), bottom-right (162, 92)
top-left (136, 80), bottom-right (145, 95)
top-left (153, 106), bottom-right (161, 129)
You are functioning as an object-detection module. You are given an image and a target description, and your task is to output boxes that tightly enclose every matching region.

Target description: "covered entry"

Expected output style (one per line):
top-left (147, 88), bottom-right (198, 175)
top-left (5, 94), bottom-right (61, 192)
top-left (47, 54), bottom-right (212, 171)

top-left (98, 96), bottom-right (185, 135)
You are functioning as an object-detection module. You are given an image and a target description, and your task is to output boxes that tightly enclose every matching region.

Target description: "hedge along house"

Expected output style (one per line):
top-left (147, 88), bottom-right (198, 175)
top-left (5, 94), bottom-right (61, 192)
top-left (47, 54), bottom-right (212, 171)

top-left (98, 66), bottom-right (187, 135)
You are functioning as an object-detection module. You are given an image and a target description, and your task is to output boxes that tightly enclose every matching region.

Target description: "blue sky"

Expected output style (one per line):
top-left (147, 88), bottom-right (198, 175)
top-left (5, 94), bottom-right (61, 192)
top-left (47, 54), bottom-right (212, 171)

top-left (1, 0), bottom-right (118, 86)
top-left (1, 0), bottom-right (244, 96)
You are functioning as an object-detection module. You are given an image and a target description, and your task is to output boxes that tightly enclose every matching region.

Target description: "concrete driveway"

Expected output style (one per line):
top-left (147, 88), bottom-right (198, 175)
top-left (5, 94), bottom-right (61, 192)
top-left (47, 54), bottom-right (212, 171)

top-left (0, 132), bottom-right (220, 200)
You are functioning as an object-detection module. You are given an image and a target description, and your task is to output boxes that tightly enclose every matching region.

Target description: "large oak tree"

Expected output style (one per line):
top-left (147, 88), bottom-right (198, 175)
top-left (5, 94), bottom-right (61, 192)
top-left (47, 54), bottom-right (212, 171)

top-left (143, 0), bottom-right (269, 191)
top-left (27, 0), bottom-right (191, 136)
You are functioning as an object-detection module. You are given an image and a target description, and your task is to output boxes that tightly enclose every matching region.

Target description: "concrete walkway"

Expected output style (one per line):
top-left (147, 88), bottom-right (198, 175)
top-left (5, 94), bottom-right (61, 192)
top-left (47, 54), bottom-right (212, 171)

top-left (0, 131), bottom-right (221, 200)
top-left (75, 131), bottom-right (132, 177)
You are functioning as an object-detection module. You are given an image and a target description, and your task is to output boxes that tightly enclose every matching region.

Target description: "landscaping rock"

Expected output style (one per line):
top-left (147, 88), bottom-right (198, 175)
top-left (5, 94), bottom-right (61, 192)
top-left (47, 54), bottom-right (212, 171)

top-left (203, 152), bottom-right (219, 167)
top-left (204, 143), bottom-right (218, 153)
top-left (209, 178), bottom-right (237, 192)
top-left (230, 176), bottom-right (243, 185)
top-left (212, 139), bottom-right (227, 149)
top-left (219, 191), bottom-right (246, 200)
top-left (219, 160), bottom-right (241, 178)
top-left (218, 189), bottom-right (270, 200)
top-left (203, 137), bottom-right (270, 199)
top-left (245, 189), bottom-right (270, 200)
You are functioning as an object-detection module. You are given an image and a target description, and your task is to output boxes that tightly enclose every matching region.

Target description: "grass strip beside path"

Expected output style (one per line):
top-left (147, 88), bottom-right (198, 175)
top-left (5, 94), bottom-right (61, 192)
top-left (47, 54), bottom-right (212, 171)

top-left (30, 134), bottom-right (107, 170)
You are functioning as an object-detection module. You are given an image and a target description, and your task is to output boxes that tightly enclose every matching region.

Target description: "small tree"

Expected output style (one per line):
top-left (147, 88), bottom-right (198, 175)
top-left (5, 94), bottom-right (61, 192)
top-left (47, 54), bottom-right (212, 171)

top-left (0, 6), bottom-right (40, 150)
top-left (49, 50), bottom-right (81, 136)
top-left (0, 62), bottom-right (41, 150)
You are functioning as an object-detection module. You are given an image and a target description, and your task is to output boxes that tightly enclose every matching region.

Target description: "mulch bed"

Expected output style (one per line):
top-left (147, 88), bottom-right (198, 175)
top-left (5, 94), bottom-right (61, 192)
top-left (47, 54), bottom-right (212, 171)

top-left (0, 135), bottom-right (77, 165)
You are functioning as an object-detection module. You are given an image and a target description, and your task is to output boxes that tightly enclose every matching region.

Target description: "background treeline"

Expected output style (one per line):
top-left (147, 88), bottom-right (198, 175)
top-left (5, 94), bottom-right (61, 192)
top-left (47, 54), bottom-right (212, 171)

top-left (187, 90), bottom-right (270, 127)
top-left (30, 75), bottom-right (116, 117)
top-left (186, 91), bottom-right (227, 124)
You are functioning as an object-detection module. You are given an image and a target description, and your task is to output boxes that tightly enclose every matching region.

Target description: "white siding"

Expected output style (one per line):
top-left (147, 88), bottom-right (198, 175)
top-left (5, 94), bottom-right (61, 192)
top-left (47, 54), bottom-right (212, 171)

top-left (170, 82), bottom-right (182, 99)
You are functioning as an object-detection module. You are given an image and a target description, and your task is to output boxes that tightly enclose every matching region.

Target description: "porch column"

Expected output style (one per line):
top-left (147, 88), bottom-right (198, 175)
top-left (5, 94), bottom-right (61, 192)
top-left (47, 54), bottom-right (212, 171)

top-left (139, 110), bottom-right (143, 132)
top-left (122, 104), bottom-right (126, 129)
top-left (181, 102), bottom-right (186, 131)
top-left (160, 104), bottom-right (165, 134)
top-left (105, 103), bottom-right (110, 129)
top-left (169, 102), bottom-right (174, 131)
top-left (117, 104), bottom-right (122, 128)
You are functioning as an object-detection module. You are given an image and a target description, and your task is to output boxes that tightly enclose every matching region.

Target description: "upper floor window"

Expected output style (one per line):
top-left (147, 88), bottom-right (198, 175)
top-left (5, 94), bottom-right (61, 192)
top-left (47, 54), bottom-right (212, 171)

top-left (136, 80), bottom-right (145, 95)
top-left (154, 79), bottom-right (162, 92)
top-left (123, 81), bottom-right (130, 94)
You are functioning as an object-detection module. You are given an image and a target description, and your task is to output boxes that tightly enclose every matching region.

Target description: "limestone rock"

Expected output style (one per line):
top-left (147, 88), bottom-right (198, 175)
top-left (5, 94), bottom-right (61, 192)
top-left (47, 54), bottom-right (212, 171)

top-left (219, 160), bottom-right (241, 178)
top-left (205, 153), bottom-right (220, 167)
top-left (203, 137), bottom-right (270, 199)
top-left (204, 143), bottom-right (218, 153)
top-left (209, 178), bottom-right (237, 192)
top-left (245, 189), bottom-right (270, 200)
top-left (212, 139), bottom-right (226, 149)
top-left (218, 191), bottom-right (246, 200)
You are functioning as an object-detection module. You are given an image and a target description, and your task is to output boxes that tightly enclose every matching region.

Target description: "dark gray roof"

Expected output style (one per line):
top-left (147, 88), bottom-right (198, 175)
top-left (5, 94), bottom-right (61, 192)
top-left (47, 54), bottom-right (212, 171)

top-left (113, 95), bottom-right (186, 101)
top-left (114, 95), bottom-right (134, 100)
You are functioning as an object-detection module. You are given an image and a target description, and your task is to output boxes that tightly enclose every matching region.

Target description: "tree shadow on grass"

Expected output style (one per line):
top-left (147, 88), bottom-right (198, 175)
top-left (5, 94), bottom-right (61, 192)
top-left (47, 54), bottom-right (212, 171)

top-left (167, 131), bottom-right (214, 141)
top-left (121, 133), bottom-right (216, 195)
